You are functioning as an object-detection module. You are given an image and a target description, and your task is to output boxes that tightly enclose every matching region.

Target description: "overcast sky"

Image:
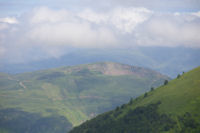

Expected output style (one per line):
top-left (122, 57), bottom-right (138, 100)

top-left (0, 0), bottom-right (200, 63)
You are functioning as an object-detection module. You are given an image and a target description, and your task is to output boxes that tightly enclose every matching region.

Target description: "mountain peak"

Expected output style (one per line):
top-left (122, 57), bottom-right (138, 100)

top-left (63, 62), bottom-right (168, 78)
top-left (89, 62), bottom-right (144, 76)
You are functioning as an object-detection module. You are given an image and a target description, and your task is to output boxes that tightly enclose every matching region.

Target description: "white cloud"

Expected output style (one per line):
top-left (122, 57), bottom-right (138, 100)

top-left (27, 22), bottom-right (116, 47)
top-left (78, 7), bottom-right (153, 33)
top-left (26, 7), bottom-right (117, 48)
top-left (96, 0), bottom-right (200, 11)
top-left (0, 17), bottom-right (18, 24)
top-left (78, 9), bottom-right (108, 24)
top-left (135, 13), bottom-right (200, 47)
top-left (110, 7), bottom-right (152, 33)
top-left (0, 7), bottom-right (200, 63)
top-left (192, 11), bottom-right (200, 17)
top-left (0, 23), bottom-right (9, 30)
top-left (0, 7), bottom-right (118, 62)
top-left (29, 7), bottom-right (71, 24)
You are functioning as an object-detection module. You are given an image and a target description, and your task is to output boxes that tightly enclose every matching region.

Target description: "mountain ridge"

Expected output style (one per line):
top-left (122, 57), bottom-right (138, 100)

top-left (1, 47), bottom-right (199, 78)
top-left (0, 62), bottom-right (170, 132)
top-left (60, 62), bottom-right (168, 77)
top-left (69, 66), bottom-right (200, 133)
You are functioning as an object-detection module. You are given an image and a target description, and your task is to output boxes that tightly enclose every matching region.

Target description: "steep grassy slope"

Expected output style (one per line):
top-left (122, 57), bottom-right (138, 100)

top-left (0, 62), bottom-right (169, 132)
top-left (70, 66), bottom-right (200, 133)
top-left (130, 66), bottom-right (200, 116)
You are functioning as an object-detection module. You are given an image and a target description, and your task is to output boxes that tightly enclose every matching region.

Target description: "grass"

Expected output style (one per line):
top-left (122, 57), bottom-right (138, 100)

top-left (0, 62), bottom-right (169, 126)
top-left (69, 66), bottom-right (200, 133)
top-left (130, 66), bottom-right (200, 115)
top-left (110, 66), bottom-right (200, 126)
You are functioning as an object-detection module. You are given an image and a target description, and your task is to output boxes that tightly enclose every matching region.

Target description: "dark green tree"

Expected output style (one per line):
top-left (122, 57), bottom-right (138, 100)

top-left (129, 98), bottom-right (133, 105)
top-left (121, 104), bottom-right (126, 109)
top-left (144, 93), bottom-right (148, 98)
top-left (116, 106), bottom-right (120, 111)
top-left (164, 80), bottom-right (168, 85)
top-left (177, 74), bottom-right (181, 78)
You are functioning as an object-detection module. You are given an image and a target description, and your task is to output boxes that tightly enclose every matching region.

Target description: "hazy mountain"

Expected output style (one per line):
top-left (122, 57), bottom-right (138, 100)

top-left (1, 47), bottom-right (199, 78)
top-left (70, 66), bottom-right (200, 133)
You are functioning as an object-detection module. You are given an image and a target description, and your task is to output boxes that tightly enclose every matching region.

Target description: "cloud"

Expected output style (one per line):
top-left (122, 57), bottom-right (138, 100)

top-left (0, 17), bottom-right (18, 24)
top-left (27, 22), bottom-right (116, 47)
top-left (0, 7), bottom-right (118, 63)
top-left (0, 23), bottom-right (9, 31)
top-left (1, 0), bottom-right (200, 18)
top-left (29, 7), bottom-right (71, 24)
top-left (95, 0), bottom-right (200, 11)
top-left (192, 11), bottom-right (200, 17)
top-left (78, 9), bottom-right (108, 24)
top-left (110, 8), bottom-right (153, 33)
top-left (78, 7), bottom-right (153, 33)
top-left (0, 7), bottom-right (200, 63)
top-left (0, 46), bottom-right (6, 57)
top-left (26, 7), bottom-right (117, 48)
top-left (134, 12), bottom-right (200, 47)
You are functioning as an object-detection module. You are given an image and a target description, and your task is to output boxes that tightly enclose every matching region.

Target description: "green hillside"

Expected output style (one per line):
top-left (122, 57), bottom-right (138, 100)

top-left (0, 62), bottom-right (169, 133)
top-left (70, 66), bottom-right (200, 133)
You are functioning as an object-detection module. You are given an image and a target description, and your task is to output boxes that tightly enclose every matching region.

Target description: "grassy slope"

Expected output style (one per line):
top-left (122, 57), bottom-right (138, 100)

top-left (129, 66), bottom-right (200, 116)
top-left (69, 66), bottom-right (200, 133)
top-left (0, 62), bottom-right (169, 126)
top-left (114, 66), bottom-right (200, 130)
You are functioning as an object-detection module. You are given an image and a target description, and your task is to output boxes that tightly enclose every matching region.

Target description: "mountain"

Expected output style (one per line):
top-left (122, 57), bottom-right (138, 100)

top-left (69, 66), bottom-right (200, 133)
top-left (1, 47), bottom-right (200, 78)
top-left (0, 62), bottom-right (169, 133)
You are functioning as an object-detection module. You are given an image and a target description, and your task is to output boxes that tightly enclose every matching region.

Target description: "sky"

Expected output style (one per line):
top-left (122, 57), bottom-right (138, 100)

top-left (0, 0), bottom-right (200, 63)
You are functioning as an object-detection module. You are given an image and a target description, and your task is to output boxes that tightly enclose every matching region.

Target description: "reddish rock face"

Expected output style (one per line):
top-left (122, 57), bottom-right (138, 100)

top-left (65, 62), bottom-right (167, 78)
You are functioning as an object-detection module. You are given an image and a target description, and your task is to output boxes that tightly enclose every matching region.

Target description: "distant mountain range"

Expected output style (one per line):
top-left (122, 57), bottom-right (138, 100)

top-left (0, 62), bottom-right (169, 133)
top-left (70, 66), bottom-right (200, 133)
top-left (1, 47), bottom-right (200, 78)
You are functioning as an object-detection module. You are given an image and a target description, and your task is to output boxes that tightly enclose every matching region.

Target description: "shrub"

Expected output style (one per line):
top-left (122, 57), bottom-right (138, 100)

top-left (144, 93), bottom-right (148, 98)
top-left (177, 74), bottom-right (181, 78)
top-left (164, 80), bottom-right (168, 85)
top-left (129, 98), bottom-right (133, 105)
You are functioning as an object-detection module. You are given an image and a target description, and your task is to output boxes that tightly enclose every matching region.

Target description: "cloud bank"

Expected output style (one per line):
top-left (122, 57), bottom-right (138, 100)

top-left (0, 6), bottom-right (200, 63)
